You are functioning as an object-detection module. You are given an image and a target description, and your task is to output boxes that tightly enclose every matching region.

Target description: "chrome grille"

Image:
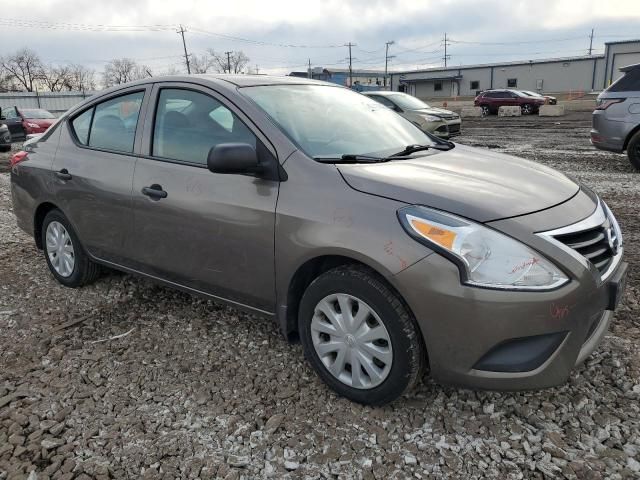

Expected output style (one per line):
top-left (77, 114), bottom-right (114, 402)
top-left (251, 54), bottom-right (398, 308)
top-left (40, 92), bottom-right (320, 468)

top-left (553, 221), bottom-right (614, 275)
top-left (539, 200), bottom-right (623, 281)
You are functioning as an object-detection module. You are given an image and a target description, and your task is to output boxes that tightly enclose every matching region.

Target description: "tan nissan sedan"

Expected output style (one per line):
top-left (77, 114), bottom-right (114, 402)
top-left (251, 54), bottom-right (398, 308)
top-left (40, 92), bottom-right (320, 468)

top-left (363, 91), bottom-right (461, 138)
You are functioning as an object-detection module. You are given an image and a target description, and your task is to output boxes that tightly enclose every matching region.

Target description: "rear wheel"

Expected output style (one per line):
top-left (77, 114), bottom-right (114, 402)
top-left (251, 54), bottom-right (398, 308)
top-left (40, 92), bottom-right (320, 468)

top-left (628, 131), bottom-right (640, 170)
top-left (521, 104), bottom-right (533, 115)
top-left (42, 210), bottom-right (101, 287)
top-left (299, 265), bottom-right (425, 405)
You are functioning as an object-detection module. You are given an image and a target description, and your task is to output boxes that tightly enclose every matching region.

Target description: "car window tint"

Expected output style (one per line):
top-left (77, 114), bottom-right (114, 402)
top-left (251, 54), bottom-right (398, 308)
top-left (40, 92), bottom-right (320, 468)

top-left (153, 88), bottom-right (256, 165)
top-left (608, 68), bottom-right (640, 92)
top-left (89, 91), bottom-right (144, 153)
top-left (71, 108), bottom-right (93, 145)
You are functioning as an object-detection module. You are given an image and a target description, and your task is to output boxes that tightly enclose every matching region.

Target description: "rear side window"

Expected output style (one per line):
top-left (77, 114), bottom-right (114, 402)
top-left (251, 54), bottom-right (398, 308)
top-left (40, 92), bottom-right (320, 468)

top-left (89, 92), bottom-right (144, 153)
top-left (71, 109), bottom-right (93, 145)
top-left (152, 88), bottom-right (256, 165)
top-left (608, 68), bottom-right (640, 92)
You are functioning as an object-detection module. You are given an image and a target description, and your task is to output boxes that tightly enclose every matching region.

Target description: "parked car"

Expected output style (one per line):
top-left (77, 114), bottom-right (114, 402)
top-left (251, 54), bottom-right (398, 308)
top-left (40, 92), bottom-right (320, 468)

top-left (591, 63), bottom-right (640, 169)
top-left (474, 89), bottom-right (546, 115)
top-left (0, 124), bottom-right (11, 152)
top-left (521, 90), bottom-right (558, 105)
top-left (0, 106), bottom-right (56, 141)
top-left (10, 76), bottom-right (626, 405)
top-left (362, 91), bottom-right (461, 138)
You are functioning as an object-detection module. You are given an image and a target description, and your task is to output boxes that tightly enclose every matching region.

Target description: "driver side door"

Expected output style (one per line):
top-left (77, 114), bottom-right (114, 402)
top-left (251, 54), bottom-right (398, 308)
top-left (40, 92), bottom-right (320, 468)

top-left (128, 83), bottom-right (280, 313)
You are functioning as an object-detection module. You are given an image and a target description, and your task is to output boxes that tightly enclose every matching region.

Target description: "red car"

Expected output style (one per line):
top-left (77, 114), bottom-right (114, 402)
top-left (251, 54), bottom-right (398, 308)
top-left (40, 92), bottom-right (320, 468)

top-left (474, 89), bottom-right (546, 115)
top-left (0, 106), bottom-right (56, 140)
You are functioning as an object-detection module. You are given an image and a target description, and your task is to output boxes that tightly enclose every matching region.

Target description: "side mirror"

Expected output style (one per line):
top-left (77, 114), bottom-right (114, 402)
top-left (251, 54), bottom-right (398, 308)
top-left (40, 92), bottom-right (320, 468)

top-left (207, 143), bottom-right (260, 175)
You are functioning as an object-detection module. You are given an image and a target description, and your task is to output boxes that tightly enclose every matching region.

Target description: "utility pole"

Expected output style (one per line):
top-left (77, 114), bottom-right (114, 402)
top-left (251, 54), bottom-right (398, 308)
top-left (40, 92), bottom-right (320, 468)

top-left (177, 24), bottom-right (191, 74)
top-left (308, 58), bottom-right (312, 79)
top-left (588, 28), bottom-right (595, 56)
top-left (384, 40), bottom-right (395, 88)
top-left (443, 32), bottom-right (451, 68)
top-left (225, 51), bottom-right (232, 73)
top-left (345, 42), bottom-right (356, 87)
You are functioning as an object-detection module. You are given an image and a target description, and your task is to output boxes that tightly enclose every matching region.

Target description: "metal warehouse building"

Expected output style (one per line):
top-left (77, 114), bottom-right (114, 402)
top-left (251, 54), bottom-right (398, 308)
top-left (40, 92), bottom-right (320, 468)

top-left (390, 39), bottom-right (640, 98)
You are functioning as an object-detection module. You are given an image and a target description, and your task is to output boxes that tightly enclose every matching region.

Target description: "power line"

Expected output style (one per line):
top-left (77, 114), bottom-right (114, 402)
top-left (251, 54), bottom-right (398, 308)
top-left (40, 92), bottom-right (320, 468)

top-left (188, 26), bottom-right (342, 49)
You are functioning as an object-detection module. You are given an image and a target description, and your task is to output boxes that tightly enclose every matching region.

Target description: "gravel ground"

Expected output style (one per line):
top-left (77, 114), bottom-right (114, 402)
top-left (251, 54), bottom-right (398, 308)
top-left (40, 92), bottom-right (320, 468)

top-left (1, 112), bottom-right (639, 480)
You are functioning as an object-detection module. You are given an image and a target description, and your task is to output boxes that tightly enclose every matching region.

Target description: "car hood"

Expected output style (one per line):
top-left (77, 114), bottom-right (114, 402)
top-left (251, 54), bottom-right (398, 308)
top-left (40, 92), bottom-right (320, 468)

top-left (338, 144), bottom-right (579, 223)
top-left (410, 107), bottom-right (457, 116)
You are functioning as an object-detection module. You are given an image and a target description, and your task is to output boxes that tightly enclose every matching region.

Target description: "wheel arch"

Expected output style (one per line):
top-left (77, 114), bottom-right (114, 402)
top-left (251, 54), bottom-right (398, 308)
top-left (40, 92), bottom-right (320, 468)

top-left (623, 123), bottom-right (640, 150)
top-left (279, 254), bottom-right (415, 344)
top-left (33, 201), bottom-right (60, 249)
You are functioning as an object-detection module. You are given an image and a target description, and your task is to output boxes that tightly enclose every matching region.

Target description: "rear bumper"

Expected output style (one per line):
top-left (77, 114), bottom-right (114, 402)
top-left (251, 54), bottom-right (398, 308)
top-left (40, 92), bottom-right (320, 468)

top-left (392, 250), bottom-right (626, 391)
top-left (590, 111), bottom-right (632, 153)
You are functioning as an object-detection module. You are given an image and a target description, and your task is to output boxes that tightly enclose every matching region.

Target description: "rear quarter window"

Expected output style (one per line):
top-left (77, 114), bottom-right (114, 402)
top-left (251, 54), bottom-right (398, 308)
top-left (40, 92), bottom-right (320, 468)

top-left (608, 68), bottom-right (640, 92)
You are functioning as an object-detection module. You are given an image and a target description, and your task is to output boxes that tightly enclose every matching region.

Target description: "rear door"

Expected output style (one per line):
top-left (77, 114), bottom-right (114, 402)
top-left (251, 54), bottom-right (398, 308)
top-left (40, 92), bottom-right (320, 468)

top-left (52, 86), bottom-right (151, 264)
top-left (129, 83), bottom-right (279, 313)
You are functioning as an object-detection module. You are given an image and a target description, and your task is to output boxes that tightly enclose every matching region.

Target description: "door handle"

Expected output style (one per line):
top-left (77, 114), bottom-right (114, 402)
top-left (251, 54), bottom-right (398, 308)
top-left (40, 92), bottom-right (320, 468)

top-left (142, 184), bottom-right (168, 199)
top-left (55, 169), bottom-right (72, 181)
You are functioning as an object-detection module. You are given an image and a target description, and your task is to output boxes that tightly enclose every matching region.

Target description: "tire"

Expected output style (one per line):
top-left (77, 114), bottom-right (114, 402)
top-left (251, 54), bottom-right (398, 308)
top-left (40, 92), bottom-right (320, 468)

top-left (628, 131), bottom-right (640, 170)
top-left (480, 105), bottom-right (490, 116)
top-left (41, 209), bottom-right (100, 287)
top-left (521, 104), bottom-right (533, 115)
top-left (299, 265), bottom-right (425, 405)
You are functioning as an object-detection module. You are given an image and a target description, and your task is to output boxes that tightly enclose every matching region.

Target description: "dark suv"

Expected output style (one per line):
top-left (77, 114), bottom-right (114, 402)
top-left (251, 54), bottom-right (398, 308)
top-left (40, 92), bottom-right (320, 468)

top-left (474, 89), bottom-right (546, 115)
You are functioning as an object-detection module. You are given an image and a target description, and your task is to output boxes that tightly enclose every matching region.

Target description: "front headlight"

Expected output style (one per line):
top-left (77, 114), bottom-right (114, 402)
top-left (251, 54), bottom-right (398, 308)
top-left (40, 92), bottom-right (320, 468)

top-left (398, 206), bottom-right (569, 290)
top-left (420, 114), bottom-right (441, 122)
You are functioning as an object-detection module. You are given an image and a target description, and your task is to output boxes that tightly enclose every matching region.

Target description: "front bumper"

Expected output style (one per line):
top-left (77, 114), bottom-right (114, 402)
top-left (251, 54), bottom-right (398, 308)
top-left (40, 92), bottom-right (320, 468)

top-left (426, 119), bottom-right (462, 138)
top-left (392, 195), bottom-right (626, 390)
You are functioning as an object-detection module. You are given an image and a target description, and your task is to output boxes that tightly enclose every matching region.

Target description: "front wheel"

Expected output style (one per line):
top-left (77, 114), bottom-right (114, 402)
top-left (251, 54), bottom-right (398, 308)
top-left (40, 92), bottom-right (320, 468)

top-left (480, 105), bottom-right (490, 116)
top-left (42, 209), bottom-right (101, 287)
top-left (299, 265), bottom-right (425, 405)
top-left (628, 131), bottom-right (640, 170)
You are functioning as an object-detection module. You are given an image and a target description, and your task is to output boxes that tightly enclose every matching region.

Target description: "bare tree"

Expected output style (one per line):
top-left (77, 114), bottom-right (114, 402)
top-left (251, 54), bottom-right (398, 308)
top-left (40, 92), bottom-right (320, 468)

top-left (39, 64), bottom-right (73, 92)
top-left (190, 53), bottom-right (215, 74)
top-left (67, 64), bottom-right (96, 92)
top-left (102, 58), bottom-right (152, 88)
top-left (0, 48), bottom-right (43, 92)
top-left (207, 49), bottom-right (250, 74)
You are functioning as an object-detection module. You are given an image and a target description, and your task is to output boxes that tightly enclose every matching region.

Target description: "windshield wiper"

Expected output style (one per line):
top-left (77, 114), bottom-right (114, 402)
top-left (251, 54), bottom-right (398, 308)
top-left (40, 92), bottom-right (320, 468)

top-left (389, 143), bottom-right (454, 157)
top-left (314, 154), bottom-right (390, 164)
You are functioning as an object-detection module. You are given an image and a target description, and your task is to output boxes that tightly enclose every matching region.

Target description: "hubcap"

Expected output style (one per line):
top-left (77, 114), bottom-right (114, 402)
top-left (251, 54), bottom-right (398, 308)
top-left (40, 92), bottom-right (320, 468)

top-left (310, 293), bottom-right (393, 389)
top-left (523, 105), bottom-right (532, 114)
top-left (45, 221), bottom-right (75, 277)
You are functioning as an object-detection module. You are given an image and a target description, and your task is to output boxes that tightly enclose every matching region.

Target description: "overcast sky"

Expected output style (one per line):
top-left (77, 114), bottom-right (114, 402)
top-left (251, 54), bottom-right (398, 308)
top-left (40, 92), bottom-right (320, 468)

top-left (1, 0), bottom-right (640, 77)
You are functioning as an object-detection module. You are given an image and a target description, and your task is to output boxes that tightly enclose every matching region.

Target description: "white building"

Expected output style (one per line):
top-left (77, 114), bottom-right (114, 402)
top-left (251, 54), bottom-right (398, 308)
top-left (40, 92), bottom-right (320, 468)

top-left (390, 39), bottom-right (640, 98)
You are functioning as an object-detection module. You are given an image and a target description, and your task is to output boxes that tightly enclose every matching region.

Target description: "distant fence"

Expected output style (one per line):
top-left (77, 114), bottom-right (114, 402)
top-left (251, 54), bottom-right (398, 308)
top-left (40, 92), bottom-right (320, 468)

top-left (0, 91), bottom-right (97, 116)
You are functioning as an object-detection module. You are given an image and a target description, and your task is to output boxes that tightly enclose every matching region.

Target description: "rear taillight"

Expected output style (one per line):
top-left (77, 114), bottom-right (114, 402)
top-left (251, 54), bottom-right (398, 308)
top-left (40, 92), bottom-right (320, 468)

top-left (10, 151), bottom-right (28, 167)
top-left (595, 98), bottom-right (625, 110)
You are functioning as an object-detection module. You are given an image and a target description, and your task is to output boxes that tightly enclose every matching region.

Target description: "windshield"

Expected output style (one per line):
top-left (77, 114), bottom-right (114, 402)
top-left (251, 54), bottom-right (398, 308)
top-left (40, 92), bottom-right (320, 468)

top-left (241, 85), bottom-right (435, 158)
top-left (385, 93), bottom-right (430, 110)
top-left (21, 109), bottom-right (55, 119)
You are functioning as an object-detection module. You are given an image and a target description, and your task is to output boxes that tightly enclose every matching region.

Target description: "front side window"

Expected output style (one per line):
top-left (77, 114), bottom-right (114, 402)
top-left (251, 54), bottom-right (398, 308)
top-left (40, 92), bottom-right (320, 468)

top-left (152, 88), bottom-right (256, 165)
top-left (241, 85), bottom-right (436, 159)
top-left (89, 91), bottom-right (144, 153)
